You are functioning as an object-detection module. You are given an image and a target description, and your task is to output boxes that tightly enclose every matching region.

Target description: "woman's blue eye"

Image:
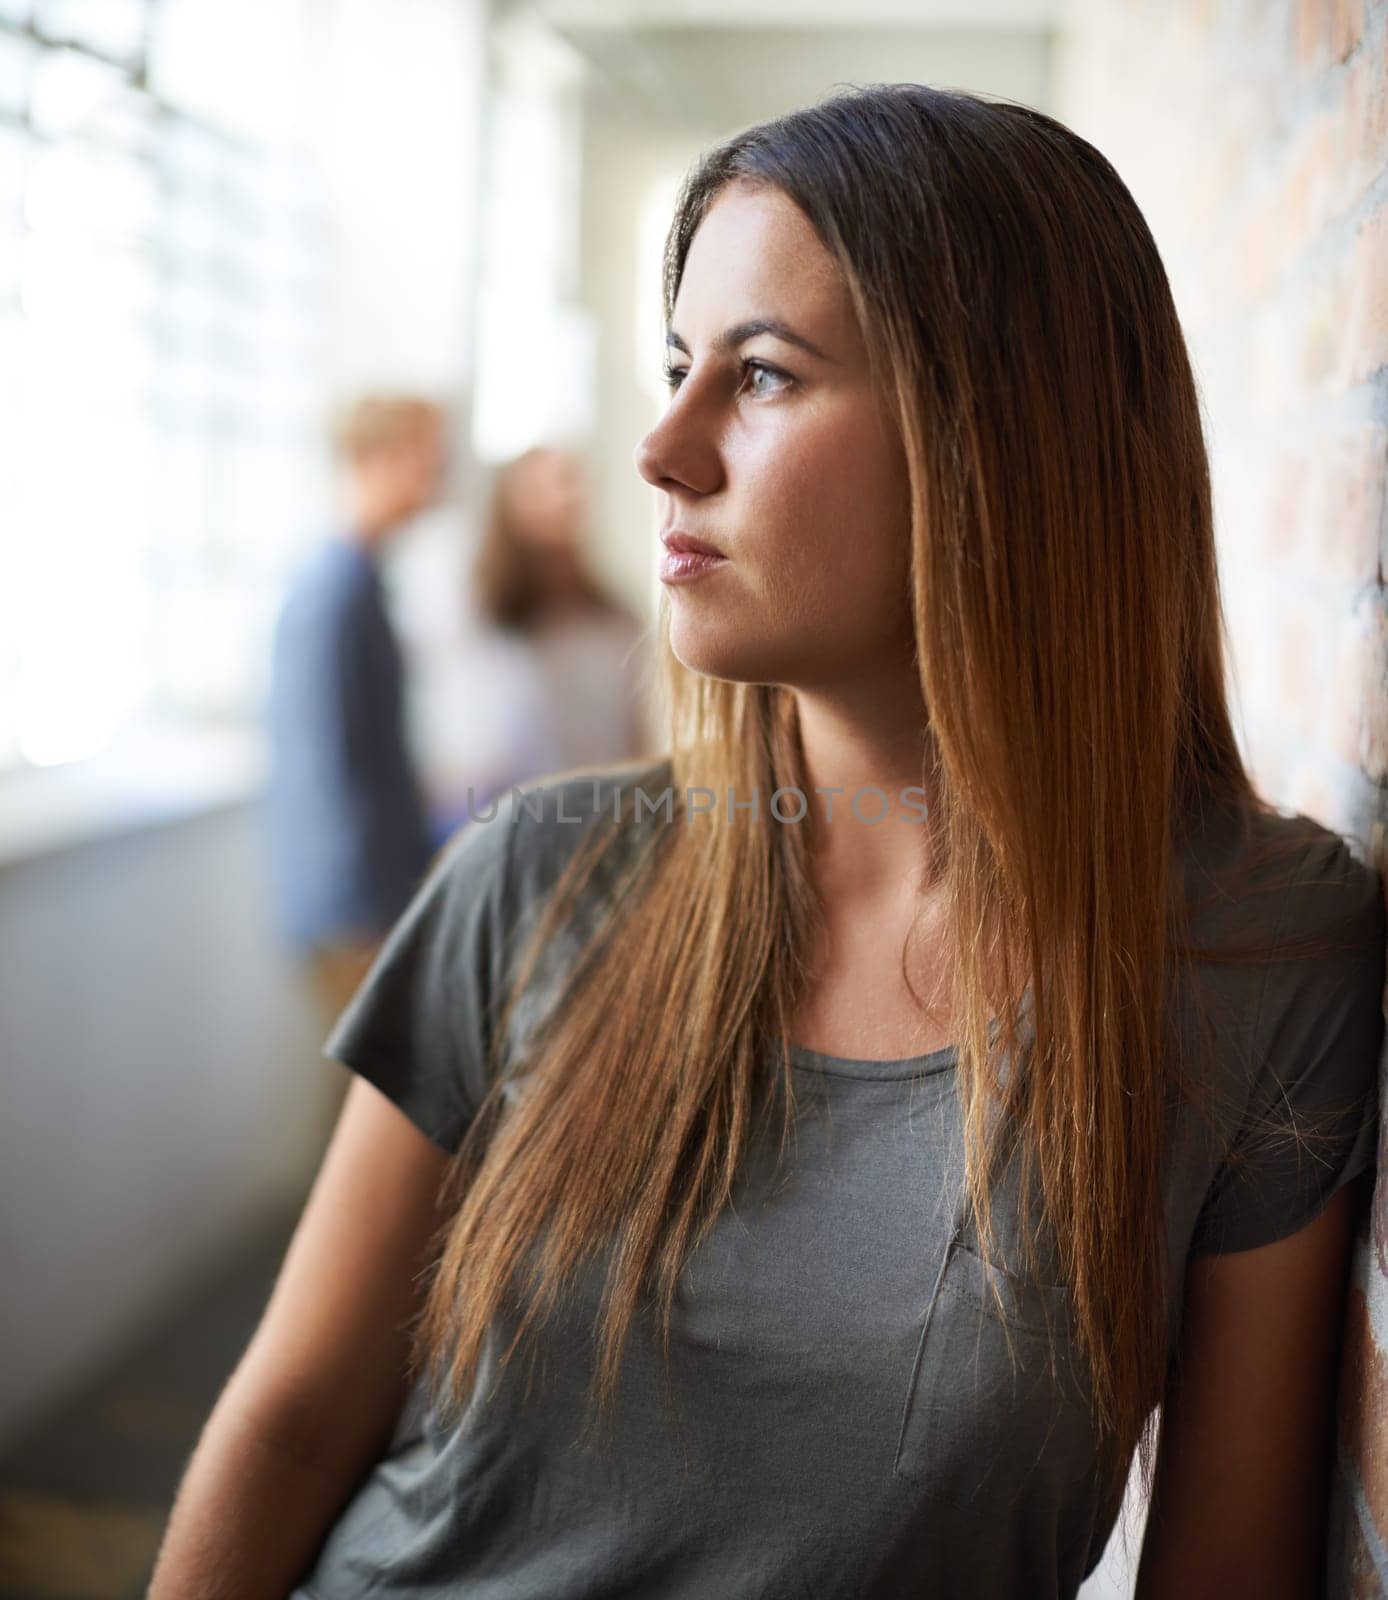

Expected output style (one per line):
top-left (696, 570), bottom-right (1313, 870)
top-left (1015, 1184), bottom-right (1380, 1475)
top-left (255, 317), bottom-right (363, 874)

top-left (745, 361), bottom-right (785, 394)
top-left (660, 359), bottom-right (788, 395)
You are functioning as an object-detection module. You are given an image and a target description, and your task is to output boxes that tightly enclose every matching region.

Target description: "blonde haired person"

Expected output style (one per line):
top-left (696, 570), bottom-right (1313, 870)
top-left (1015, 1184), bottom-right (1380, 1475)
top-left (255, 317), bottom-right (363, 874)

top-left (160, 86), bottom-right (1383, 1598)
top-left (265, 393), bottom-right (448, 1024)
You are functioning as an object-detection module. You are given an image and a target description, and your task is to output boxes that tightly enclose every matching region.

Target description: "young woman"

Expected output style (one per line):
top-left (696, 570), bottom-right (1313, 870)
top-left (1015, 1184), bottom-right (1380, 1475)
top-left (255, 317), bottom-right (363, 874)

top-left (426, 444), bottom-right (654, 837)
top-left (149, 84), bottom-right (1386, 1599)
top-left (474, 444), bottom-right (652, 784)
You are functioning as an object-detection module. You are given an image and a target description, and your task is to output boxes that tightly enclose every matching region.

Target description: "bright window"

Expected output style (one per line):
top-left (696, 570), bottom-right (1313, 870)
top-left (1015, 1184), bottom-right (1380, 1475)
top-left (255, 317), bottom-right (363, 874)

top-left (0, 0), bottom-right (329, 770)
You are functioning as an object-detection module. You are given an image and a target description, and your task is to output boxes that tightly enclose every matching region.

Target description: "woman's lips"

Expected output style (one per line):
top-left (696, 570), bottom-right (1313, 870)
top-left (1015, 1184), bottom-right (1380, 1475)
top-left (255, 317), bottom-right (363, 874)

top-left (659, 532), bottom-right (728, 585)
top-left (659, 548), bottom-right (729, 583)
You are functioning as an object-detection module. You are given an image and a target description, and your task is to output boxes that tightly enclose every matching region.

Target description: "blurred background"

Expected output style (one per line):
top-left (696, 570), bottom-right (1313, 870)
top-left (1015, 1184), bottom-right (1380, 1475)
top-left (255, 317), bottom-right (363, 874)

top-left (1, 1), bottom-right (1385, 1596)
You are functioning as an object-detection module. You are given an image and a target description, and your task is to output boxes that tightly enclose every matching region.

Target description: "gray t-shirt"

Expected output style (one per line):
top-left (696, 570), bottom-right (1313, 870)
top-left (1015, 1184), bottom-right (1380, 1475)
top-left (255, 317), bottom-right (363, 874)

top-left (290, 761), bottom-right (1386, 1600)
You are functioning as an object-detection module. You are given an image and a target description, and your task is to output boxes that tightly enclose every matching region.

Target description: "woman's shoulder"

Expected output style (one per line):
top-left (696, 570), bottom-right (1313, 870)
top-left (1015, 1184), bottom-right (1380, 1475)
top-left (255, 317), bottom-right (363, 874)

top-left (1173, 806), bottom-right (1386, 1259)
top-left (463, 755), bottom-right (676, 918)
top-left (1175, 800), bottom-right (1384, 955)
top-left (473, 757), bottom-right (676, 1058)
top-left (507, 753), bottom-right (675, 834)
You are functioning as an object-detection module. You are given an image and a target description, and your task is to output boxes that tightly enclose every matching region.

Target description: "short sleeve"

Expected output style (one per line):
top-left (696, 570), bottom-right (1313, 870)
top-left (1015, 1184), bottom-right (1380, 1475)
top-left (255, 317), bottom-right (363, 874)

top-left (1187, 833), bottom-right (1387, 1257)
top-left (321, 796), bottom-right (519, 1154)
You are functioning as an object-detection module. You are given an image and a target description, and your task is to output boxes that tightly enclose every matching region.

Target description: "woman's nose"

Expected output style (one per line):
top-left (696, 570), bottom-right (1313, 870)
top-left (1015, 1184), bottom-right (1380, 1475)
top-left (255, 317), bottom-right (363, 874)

top-left (632, 426), bottom-right (667, 490)
top-left (632, 400), bottom-right (720, 496)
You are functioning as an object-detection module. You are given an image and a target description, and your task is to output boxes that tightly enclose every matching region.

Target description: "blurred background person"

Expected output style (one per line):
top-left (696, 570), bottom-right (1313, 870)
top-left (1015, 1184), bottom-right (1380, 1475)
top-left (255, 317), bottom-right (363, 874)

top-left (432, 443), bottom-right (655, 831)
top-left (263, 394), bottom-right (447, 1023)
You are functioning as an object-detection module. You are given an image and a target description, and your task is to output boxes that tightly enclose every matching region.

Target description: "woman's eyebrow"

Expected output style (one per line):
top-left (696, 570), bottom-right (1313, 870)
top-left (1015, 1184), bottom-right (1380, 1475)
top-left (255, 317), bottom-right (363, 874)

top-left (665, 317), bottom-right (834, 363)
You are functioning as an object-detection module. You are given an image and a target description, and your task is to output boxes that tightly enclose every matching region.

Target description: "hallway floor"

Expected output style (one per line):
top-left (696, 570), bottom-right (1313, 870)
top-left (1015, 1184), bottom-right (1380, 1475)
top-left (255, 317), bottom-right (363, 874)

top-left (0, 1208), bottom-right (301, 1600)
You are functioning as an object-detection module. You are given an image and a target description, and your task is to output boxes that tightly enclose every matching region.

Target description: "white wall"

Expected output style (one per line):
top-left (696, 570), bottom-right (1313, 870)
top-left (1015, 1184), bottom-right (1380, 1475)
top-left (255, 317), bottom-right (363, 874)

top-left (0, 803), bottom-right (338, 1447)
top-left (0, 0), bottom-right (492, 1452)
top-left (306, 0), bottom-right (489, 404)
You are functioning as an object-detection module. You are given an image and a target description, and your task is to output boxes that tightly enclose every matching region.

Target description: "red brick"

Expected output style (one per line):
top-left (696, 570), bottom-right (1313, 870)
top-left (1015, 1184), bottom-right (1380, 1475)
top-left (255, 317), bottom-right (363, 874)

top-left (1340, 206), bottom-right (1388, 388)
top-left (1283, 106), bottom-right (1335, 251)
top-left (1263, 448), bottom-right (1313, 566)
top-left (1332, 51), bottom-right (1388, 215)
top-left (1357, 591), bottom-right (1388, 781)
top-left (1190, 134), bottom-right (1242, 234)
top-left (1376, 1151), bottom-right (1388, 1281)
top-left (1236, 195), bottom-right (1279, 300)
top-left (1361, 56), bottom-right (1388, 198)
top-left (1317, 423), bottom-right (1388, 585)
top-left (1293, 0), bottom-right (1367, 77)
top-left (1337, 1279), bottom-right (1388, 1548)
top-left (1275, 603), bottom-right (1329, 741)
top-left (1351, 65), bottom-right (1388, 211)
top-left (1288, 765), bottom-right (1339, 828)
top-left (1249, 309), bottom-right (1298, 418)
top-left (1333, 605), bottom-right (1369, 766)
top-left (1346, 1507), bottom-right (1381, 1599)
top-left (1332, 0), bottom-right (1368, 62)
top-left (1292, 0), bottom-right (1323, 75)
top-left (1304, 260), bottom-right (1353, 392)
top-left (1183, 0), bottom-right (1223, 47)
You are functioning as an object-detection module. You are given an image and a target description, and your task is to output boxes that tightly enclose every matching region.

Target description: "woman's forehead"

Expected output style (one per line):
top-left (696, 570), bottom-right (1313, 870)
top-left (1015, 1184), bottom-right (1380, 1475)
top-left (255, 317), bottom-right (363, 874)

top-left (674, 188), bottom-right (855, 356)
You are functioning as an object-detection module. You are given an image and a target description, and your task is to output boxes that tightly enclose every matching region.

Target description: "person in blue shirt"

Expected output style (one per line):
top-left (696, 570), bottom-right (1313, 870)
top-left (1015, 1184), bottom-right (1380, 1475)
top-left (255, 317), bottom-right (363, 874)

top-left (264, 394), bottom-right (447, 1016)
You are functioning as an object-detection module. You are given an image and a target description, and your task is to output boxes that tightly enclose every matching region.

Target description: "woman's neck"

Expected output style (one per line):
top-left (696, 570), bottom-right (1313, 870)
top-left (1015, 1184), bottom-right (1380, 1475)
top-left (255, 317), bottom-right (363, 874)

top-left (792, 674), bottom-right (942, 905)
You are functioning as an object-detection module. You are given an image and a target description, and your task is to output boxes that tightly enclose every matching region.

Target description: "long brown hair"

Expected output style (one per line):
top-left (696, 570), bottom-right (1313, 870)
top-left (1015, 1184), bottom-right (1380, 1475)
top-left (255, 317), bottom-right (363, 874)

top-left (474, 445), bottom-right (630, 630)
top-left (411, 83), bottom-right (1365, 1532)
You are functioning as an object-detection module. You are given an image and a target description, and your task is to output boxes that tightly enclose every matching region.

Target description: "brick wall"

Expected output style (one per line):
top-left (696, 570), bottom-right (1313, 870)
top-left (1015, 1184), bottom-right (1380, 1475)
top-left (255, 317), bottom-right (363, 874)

top-left (1056, 1), bottom-right (1388, 1591)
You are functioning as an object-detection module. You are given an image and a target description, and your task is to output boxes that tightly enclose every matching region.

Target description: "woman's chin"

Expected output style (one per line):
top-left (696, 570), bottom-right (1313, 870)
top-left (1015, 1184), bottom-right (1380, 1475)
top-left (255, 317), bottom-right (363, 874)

top-left (668, 625), bottom-right (772, 687)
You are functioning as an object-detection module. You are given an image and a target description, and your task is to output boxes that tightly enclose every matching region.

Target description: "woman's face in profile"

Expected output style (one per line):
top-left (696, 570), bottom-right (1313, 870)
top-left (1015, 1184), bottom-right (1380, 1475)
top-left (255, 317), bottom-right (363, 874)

top-left (634, 180), bottom-right (912, 691)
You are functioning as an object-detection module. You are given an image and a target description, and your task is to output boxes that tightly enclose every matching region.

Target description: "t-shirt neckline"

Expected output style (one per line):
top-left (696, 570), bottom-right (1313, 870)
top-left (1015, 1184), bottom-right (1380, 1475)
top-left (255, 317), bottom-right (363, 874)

top-left (787, 1041), bottom-right (960, 1080)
